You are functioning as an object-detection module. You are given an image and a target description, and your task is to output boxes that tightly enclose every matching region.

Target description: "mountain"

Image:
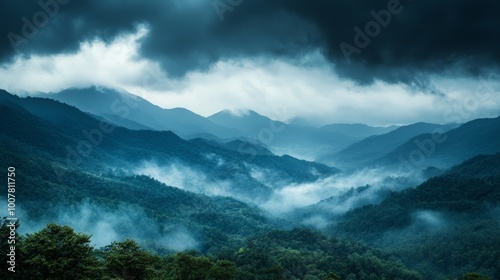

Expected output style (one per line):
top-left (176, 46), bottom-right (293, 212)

top-left (0, 129), bottom-right (273, 252)
top-left (0, 92), bottom-right (422, 279)
top-left (44, 87), bottom-right (243, 139)
top-left (208, 109), bottom-right (360, 160)
top-left (376, 116), bottom-right (500, 170)
top-left (332, 153), bottom-right (500, 279)
top-left (192, 138), bottom-right (275, 157)
top-left (208, 109), bottom-right (278, 135)
top-left (42, 89), bottom-right (400, 162)
top-left (319, 123), bottom-right (398, 139)
top-left (2, 88), bottom-right (497, 279)
top-left (318, 122), bottom-right (457, 169)
top-left (0, 89), bottom-right (347, 256)
top-left (0, 90), bottom-right (339, 203)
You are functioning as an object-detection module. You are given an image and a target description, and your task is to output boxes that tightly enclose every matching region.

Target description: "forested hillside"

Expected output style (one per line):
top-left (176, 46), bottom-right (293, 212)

top-left (1, 222), bottom-right (423, 280)
top-left (334, 153), bottom-right (500, 279)
top-left (0, 93), bottom-right (339, 204)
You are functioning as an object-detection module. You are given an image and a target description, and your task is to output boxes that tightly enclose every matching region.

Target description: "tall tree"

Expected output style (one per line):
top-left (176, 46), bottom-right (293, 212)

top-left (101, 239), bottom-right (165, 280)
top-left (168, 252), bottom-right (213, 280)
top-left (18, 223), bottom-right (102, 280)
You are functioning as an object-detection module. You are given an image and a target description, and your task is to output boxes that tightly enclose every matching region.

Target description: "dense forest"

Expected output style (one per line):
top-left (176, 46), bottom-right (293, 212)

top-left (0, 221), bottom-right (422, 279)
top-left (2, 221), bottom-right (494, 280)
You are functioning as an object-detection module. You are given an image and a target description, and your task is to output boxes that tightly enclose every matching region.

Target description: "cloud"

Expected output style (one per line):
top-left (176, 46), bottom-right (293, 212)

top-left (125, 58), bottom-right (500, 125)
top-left (1, 16), bottom-right (499, 126)
top-left (0, 24), bottom-right (169, 94)
top-left (1, 0), bottom-right (499, 86)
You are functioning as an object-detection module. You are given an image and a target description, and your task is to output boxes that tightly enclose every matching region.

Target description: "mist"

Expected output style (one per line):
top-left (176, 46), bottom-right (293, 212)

top-left (132, 159), bottom-right (427, 230)
top-left (372, 209), bottom-right (452, 250)
top-left (15, 200), bottom-right (199, 251)
top-left (413, 210), bottom-right (446, 229)
top-left (135, 160), bottom-right (232, 197)
top-left (260, 168), bottom-right (424, 220)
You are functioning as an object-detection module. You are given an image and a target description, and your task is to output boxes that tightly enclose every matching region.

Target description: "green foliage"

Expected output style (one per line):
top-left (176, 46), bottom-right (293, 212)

top-left (168, 252), bottom-right (213, 279)
top-left (224, 228), bottom-right (422, 280)
top-left (100, 239), bottom-right (165, 280)
top-left (462, 272), bottom-right (491, 280)
top-left (207, 260), bottom-right (239, 280)
top-left (165, 252), bottom-right (239, 280)
top-left (322, 273), bottom-right (341, 280)
top-left (13, 224), bottom-right (424, 280)
top-left (337, 175), bottom-right (500, 239)
top-left (447, 153), bottom-right (500, 179)
top-left (18, 223), bottom-right (102, 280)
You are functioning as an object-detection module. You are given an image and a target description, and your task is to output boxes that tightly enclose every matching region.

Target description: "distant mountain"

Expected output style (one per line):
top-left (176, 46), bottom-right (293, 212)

top-left (208, 109), bottom-right (359, 160)
top-left (41, 89), bottom-right (399, 162)
top-left (192, 138), bottom-right (274, 157)
top-left (319, 123), bottom-right (398, 139)
top-left (0, 89), bottom-right (347, 254)
top-left (318, 122), bottom-right (457, 169)
top-left (209, 109), bottom-right (278, 135)
top-left (0, 90), bottom-right (339, 204)
top-left (377, 116), bottom-right (500, 169)
top-left (45, 87), bottom-right (243, 139)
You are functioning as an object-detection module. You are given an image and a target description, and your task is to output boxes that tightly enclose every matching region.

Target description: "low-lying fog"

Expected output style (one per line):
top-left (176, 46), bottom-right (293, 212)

top-left (13, 156), bottom-right (431, 247)
top-left (134, 160), bottom-right (427, 228)
top-left (15, 200), bottom-right (199, 251)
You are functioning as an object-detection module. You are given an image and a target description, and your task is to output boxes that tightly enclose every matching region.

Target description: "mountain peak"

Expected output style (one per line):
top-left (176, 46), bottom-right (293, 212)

top-left (212, 108), bottom-right (263, 118)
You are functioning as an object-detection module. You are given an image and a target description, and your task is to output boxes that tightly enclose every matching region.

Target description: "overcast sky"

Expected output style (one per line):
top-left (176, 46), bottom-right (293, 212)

top-left (0, 0), bottom-right (499, 125)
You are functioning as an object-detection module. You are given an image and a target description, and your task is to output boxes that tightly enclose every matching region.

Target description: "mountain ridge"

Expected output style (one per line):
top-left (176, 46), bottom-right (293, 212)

top-left (44, 87), bottom-right (245, 139)
top-left (318, 122), bottom-right (459, 169)
top-left (0, 90), bottom-right (340, 204)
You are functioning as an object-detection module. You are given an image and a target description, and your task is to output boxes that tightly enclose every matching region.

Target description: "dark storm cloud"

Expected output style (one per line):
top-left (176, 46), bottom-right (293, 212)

top-left (1, 0), bottom-right (499, 85)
